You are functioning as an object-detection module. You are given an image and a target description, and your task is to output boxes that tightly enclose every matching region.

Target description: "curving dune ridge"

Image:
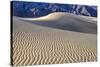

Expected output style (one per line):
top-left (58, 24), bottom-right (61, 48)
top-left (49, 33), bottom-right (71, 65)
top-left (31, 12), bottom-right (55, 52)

top-left (17, 12), bottom-right (97, 34)
top-left (12, 12), bottom-right (97, 66)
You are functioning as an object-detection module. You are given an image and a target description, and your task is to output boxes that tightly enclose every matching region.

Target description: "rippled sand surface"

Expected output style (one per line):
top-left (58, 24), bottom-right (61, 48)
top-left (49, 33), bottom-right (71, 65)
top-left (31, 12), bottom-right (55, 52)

top-left (12, 12), bottom-right (97, 66)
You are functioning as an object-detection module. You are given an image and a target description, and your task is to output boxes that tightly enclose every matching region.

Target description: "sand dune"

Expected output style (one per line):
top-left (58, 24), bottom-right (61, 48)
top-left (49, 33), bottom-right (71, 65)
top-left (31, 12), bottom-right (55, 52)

top-left (12, 12), bottom-right (97, 66)
top-left (16, 12), bottom-right (97, 22)
top-left (15, 12), bottom-right (97, 34)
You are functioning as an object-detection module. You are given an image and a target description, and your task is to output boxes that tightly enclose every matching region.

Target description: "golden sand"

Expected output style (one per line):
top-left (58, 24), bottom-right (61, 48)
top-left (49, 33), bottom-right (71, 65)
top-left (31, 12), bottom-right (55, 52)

top-left (12, 12), bottom-right (97, 66)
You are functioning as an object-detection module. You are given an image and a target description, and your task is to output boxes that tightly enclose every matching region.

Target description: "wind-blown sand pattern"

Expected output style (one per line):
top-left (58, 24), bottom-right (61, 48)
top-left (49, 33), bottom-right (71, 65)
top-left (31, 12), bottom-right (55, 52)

top-left (12, 12), bottom-right (97, 66)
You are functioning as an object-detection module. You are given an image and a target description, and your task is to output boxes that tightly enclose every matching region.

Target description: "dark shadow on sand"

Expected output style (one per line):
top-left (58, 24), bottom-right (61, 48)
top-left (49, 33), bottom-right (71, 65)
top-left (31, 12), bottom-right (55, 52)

top-left (20, 18), bottom-right (97, 34)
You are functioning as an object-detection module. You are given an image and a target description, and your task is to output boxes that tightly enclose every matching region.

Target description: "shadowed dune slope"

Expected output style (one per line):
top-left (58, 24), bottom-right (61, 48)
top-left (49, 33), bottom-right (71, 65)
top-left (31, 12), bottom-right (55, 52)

top-left (16, 12), bottom-right (97, 34)
top-left (12, 12), bottom-right (97, 66)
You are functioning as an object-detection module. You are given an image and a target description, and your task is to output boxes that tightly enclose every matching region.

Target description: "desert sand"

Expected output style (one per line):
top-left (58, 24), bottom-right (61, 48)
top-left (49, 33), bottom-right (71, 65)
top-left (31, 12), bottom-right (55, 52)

top-left (12, 12), bottom-right (97, 66)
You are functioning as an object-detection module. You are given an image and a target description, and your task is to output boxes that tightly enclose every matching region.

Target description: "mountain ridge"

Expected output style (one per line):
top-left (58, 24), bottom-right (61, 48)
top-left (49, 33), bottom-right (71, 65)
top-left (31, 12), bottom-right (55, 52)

top-left (12, 1), bottom-right (97, 18)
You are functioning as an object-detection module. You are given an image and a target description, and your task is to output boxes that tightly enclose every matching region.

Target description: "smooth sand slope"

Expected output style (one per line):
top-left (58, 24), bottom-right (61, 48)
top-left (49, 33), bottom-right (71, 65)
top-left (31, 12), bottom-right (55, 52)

top-left (12, 12), bottom-right (97, 66)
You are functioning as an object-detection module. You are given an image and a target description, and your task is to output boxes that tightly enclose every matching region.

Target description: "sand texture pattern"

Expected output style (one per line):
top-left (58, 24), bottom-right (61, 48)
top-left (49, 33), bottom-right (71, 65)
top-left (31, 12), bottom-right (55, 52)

top-left (12, 12), bottom-right (97, 66)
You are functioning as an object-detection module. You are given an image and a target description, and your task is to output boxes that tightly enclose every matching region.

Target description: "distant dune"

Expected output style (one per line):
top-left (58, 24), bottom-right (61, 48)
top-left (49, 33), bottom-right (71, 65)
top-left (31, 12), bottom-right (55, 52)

top-left (15, 12), bottom-right (97, 34)
top-left (12, 12), bottom-right (97, 66)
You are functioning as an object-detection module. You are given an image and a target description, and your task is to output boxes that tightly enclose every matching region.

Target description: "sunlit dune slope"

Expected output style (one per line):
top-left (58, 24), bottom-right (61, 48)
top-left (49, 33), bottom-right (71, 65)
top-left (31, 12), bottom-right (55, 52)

top-left (14, 12), bottom-right (97, 34)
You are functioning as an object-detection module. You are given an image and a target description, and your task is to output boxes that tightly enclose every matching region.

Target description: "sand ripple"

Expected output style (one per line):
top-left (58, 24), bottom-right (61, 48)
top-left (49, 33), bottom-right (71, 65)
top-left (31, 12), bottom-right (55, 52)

top-left (12, 31), bottom-right (97, 66)
top-left (12, 13), bottom-right (97, 66)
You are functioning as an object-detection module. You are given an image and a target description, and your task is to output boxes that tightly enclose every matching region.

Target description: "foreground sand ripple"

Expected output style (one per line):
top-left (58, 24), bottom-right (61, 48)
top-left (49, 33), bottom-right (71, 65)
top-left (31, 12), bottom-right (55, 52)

top-left (12, 30), bottom-right (97, 65)
top-left (12, 13), bottom-right (97, 66)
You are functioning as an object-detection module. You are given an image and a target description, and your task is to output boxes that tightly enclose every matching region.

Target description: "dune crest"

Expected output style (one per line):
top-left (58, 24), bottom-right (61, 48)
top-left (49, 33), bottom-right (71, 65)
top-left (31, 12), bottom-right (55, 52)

top-left (17, 12), bottom-right (97, 34)
top-left (17, 12), bottom-right (97, 22)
